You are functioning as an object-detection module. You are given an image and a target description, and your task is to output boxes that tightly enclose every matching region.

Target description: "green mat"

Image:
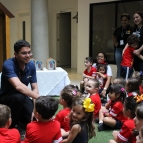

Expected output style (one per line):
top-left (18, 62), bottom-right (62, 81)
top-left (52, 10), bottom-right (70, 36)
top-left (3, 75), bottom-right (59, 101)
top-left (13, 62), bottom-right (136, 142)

top-left (54, 96), bottom-right (114, 143)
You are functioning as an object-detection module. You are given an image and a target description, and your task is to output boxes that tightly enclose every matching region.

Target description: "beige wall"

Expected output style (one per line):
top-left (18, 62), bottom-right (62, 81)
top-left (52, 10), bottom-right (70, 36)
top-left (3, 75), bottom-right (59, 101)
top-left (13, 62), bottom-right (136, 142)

top-left (1, 0), bottom-right (117, 78)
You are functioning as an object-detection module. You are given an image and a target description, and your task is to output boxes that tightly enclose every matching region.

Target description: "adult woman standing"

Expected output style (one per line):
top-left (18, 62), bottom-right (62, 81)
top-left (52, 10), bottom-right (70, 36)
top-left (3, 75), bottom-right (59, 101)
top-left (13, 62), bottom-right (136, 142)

top-left (93, 52), bottom-right (112, 97)
top-left (113, 13), bottom-right (132, 77)
top-left (133, 11), bottom-right (143, 71)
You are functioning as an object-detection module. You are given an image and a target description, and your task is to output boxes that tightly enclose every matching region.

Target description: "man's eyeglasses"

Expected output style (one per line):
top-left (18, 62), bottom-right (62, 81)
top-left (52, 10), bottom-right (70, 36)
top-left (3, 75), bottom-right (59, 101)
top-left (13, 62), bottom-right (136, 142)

top-left (19, 51), bottom-right (33, 56)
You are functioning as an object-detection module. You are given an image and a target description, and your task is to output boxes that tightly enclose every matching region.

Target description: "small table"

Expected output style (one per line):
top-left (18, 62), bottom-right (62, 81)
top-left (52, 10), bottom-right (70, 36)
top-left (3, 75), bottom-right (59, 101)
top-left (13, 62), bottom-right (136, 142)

top-left (36, 67), bottom-right (70, 96)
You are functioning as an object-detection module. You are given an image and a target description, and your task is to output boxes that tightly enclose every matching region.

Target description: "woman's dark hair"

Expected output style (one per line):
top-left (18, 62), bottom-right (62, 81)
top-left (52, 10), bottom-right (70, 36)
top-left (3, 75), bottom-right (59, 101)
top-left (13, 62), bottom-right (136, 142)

top-left (85, 57), bottom-right (93, 64)
top-left (126, 78), bottom-right (140, 95)
top-left (127, 34), bottom-right (140, 46)
top-left (109, 84), bottom-right (126, 103)
top-left (124, 96), bottom-right (137, 118)
top-left (97, 64), bottom-right (107, 73)
top-left (120, 13), bottom-right (130, 20)
top-left (70, 97), bottom-right (95, 139)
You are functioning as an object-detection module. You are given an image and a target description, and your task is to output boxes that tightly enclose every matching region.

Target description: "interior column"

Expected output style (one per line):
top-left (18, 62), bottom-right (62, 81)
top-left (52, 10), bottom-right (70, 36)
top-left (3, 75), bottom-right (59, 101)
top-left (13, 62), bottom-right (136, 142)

top-left (31, 0), bottom-right (49, 67)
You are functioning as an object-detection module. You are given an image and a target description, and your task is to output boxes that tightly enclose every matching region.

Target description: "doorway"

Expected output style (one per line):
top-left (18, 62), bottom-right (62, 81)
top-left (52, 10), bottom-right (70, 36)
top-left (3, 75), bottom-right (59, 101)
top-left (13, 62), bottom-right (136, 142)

top-left (56, 12), bottom-right (71, 67)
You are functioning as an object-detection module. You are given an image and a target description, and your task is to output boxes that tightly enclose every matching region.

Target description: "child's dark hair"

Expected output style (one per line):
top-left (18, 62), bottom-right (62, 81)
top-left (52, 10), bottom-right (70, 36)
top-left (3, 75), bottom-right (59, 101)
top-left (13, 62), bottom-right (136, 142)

top-left (136, 102), bottom-right (143, 120)
top-left (109, 84), bottom-right (126, 103)
top-left (85, 57), bottom-right (93, 64)
top-left (113, 77), bottom-right (126, 87)
top-left (120, 13), bottom-right (130, 20)
top-left (124, 96), bottom-right (137, 118)
top-left (70, 97), bottom-right (95, 139)
top-left (14, 39), bottom-right (30, 53)
top-left (61, 84), bottom-right (82, 108)
top-left (88, 79), bottom-right (99, 88)
top-left (97, 64), bottom-right (107, 73)
top-left (35, 96), bottom-right (59, 120)
top-left (127, 34), bottom-right (140, 46)
top-left (126, 78), bottom-right (140, 95)
top-left (0, 104), bottom-right (11, 127)
top-left (132, 71), bottom-right (143, 85)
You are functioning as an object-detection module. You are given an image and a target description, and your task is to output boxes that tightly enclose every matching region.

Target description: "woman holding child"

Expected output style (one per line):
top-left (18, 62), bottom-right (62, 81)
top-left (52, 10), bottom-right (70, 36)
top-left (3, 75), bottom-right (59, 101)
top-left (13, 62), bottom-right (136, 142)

top-left (93, 52), bottom-right (112, 97)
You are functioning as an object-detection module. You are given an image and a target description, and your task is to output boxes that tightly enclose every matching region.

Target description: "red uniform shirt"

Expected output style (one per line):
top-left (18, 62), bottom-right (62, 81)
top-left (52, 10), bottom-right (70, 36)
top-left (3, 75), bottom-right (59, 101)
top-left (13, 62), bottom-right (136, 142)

top-left (84, 66), bottom-right (96, 76)
top-left (121, 46), bottom-right (135, 67)
top-left (55, 108), bottom-right (71, 132)
top-left (117, 119), bottom-right (136, 143)
top-left (110, 101), bottom-right (127, 123)
top-left (22, 120), bottom-right (62, 143)
top-left (0, 128), bottom-right (20, 143)
top-left (90, 93), bottom-right (101, 119)
top-left (96, 73), bottom-right (107, 89)
top-left (139, 85), bottom-right (143, 94)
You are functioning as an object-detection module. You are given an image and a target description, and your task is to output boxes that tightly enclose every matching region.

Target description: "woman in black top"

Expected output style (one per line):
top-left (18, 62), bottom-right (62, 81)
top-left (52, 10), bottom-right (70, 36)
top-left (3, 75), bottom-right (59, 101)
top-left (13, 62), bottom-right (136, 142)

top-left (132, 11), bottom-right (143, 72)
top-left (113, 13), bottom-right (132, 78)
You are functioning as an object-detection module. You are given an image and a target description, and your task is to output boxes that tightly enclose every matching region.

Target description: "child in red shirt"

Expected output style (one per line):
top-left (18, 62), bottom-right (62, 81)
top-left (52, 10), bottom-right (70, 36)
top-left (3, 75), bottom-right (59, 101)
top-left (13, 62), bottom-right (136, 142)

top-left (55, 84), bottom-right (81, 138)
top-left (109, 96), bottom-right (137, 143)
top-left (95, 64), bottom-right (107, 97)
top-left (125, 78), bottom-right (140, 97)
top-left (85, 79), bottom-right (101, 119)
top-left (121, 34), bottom-right (141, 79)
top-left (22, 96), bottom-right (62, 143)
top-left (98, 84), bottom-right (127, 131)
top-left (0, 104), bottom-right (20, 143)
top-left (132, 71), bottom-right (143, 94)
top-left (80, 57), bottom-right (96, 92)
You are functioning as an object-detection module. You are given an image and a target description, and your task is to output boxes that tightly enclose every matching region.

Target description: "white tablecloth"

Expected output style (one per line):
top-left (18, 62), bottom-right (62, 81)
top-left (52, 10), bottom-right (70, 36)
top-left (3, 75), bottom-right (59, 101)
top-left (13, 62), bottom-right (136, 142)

top-left (0, 67), bottom-right (70, 96)
top-left (36, 67), bottom-right (70, 95)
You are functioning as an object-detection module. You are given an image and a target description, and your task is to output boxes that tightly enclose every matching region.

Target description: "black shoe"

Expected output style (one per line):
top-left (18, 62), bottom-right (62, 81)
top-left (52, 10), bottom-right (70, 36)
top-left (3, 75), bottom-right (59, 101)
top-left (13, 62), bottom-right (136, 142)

top-left (15, 125), bottom-right (26, 140)
top-left (98, 123), bottom-right (105, 131)
top-left (95, 117), bottom-right (99, 123)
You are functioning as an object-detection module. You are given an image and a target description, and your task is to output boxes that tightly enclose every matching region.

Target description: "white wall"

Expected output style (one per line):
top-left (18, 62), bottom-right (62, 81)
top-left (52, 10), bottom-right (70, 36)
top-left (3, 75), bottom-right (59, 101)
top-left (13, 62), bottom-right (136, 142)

top-left (77, 0), bottom-right (117, 79)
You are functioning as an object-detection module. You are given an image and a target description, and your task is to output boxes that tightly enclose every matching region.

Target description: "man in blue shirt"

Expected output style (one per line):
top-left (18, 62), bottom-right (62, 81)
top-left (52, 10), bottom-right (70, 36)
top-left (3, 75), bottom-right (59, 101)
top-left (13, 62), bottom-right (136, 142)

top-left (0, 40), bottom-right (39, 130)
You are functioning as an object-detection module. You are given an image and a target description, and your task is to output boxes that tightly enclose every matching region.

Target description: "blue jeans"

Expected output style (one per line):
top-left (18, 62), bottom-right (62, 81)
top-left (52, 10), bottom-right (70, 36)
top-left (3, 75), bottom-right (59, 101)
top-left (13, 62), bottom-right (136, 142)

top-left (121, 66), bottom-right (134, 80)
top-left (115, 47), bottom-right (123, 78)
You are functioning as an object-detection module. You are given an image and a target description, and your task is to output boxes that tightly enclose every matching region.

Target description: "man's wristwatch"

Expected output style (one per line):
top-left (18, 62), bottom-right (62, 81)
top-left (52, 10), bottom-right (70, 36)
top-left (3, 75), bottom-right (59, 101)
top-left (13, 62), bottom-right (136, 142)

top-left (103, 87), bottom-right (107, 90)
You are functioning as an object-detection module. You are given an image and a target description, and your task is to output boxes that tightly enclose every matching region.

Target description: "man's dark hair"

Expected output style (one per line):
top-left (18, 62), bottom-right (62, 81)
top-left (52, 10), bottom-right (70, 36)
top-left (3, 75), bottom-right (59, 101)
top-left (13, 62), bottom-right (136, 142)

top-left (35, 96), bottom-right (59, 120)
top-left (0, 104), bottom-right (11, 127)
top-left (14, 40), bottom-right (30, 53)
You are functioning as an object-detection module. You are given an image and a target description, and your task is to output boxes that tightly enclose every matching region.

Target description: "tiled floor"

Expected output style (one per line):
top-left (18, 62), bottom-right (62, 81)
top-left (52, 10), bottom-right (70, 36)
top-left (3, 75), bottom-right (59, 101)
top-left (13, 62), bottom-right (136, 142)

top-left (63, 68), bottom-right (81, 88)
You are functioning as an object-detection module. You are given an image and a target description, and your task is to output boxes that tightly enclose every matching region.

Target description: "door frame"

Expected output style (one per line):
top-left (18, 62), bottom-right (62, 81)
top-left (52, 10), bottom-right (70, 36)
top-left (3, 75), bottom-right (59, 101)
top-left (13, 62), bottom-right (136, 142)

top-left (55, 9), bottom-right (74, 67)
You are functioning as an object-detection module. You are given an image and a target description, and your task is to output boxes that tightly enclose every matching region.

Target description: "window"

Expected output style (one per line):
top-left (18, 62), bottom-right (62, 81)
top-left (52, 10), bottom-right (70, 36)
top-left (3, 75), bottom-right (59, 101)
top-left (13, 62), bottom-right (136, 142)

top-left (90, 0), bottom-right (143, 64)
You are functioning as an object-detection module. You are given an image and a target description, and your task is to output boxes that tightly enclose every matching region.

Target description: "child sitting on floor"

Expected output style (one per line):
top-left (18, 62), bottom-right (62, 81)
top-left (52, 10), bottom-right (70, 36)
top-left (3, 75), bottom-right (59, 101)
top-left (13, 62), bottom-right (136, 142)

top-left (22, 96), bottom-right (62, 143)
top-left (125, 78), bottom-right (140, 97)
top-left (80, 57), bottom-right (96, 92)
top-left (61, 97), bottom-right (95, 143)
top-left (85, 79), bottom-right (101, 120)
top-left (0, 104), bottom-right (20, 143)
top-left (132, 71), bottom-right (143, 94)
top-left (98, 84), bottom-right (127, 131)
top-left (55, 84), bottom-right (81, 138)
top-left (109, 96), bottom-right (137, 143)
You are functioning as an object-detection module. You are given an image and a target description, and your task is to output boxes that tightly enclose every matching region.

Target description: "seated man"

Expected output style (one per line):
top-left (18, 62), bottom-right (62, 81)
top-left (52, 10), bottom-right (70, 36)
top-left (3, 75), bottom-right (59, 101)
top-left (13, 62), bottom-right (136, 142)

top-left (0, 40), bottom-right (39, 132)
